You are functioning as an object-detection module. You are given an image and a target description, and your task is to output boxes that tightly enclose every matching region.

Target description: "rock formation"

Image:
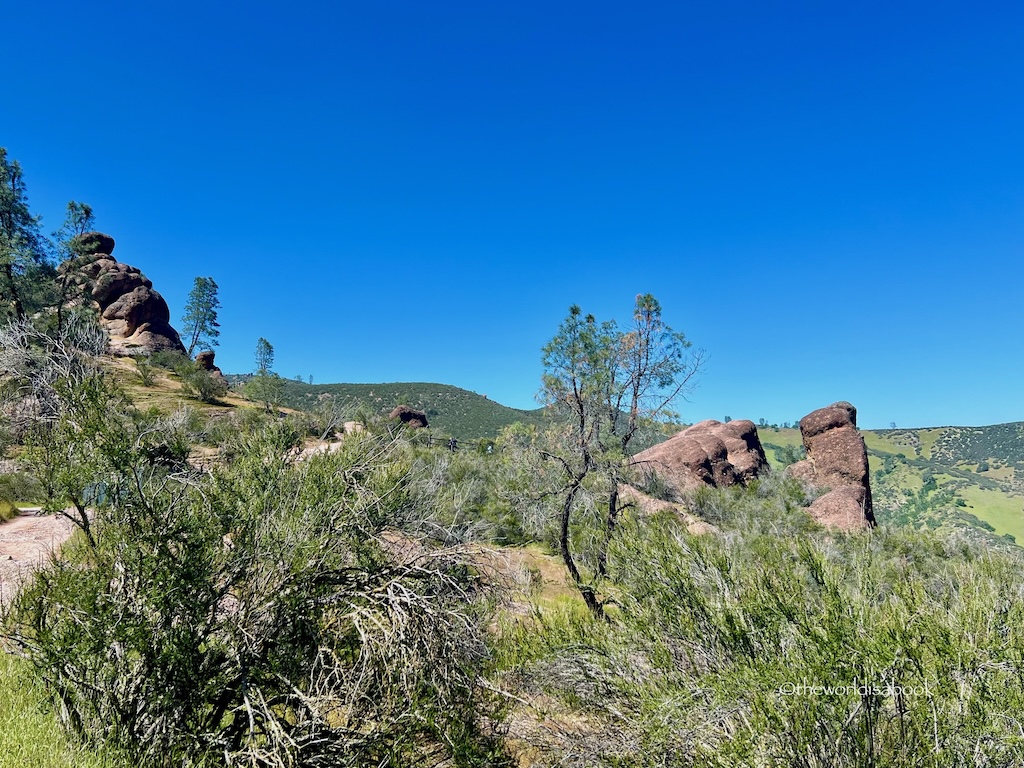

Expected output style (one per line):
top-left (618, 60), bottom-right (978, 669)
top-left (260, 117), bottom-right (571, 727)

top-left (631, 419), bottom-right (769, 492)
top-left (195, 350), bottom-right (228, 388)
top-left (786, 401), bottom-right (875, 530)
top-left (389, 405), bottom-right (428, 429)
top-left (58, 232), bottom-right (186, 356)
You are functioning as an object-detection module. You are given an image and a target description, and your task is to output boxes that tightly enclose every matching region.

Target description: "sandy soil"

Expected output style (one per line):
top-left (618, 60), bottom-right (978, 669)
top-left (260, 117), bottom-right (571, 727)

top-left (0, 510), bottom-right (77, 606)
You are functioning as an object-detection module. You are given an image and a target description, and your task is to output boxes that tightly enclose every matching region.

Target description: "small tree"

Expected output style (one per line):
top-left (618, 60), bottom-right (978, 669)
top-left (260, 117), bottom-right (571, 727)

top-left (0, 148), bottom-right (51, 323)
top-left (538, 294), bottom-right (703, 616)
top-left (181, 276), bottom-right (221, 357)
top-left (246, 336), bottom-right (283, 412)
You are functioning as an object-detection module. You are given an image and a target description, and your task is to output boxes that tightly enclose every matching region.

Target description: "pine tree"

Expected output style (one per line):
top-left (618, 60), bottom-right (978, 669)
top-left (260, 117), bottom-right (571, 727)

top-left (181, 276), bottom-right (220, 357)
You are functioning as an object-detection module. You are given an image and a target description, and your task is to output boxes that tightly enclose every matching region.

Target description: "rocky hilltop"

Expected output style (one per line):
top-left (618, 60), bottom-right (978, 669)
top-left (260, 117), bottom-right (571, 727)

top-left (59, 231), bottom-right (186, 356)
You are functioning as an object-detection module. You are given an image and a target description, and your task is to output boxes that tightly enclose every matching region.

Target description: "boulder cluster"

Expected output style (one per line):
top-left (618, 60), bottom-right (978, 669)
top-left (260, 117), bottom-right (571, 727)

top-left (632, 419), bottom-right (769, 492)
top-left (59, 232), bottom-right (186, 356)
top-left (787, 401), bottom-right (875, 530)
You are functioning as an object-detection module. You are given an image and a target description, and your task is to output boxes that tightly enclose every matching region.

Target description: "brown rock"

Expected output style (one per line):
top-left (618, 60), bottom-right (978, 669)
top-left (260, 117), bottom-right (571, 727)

top-left (70, 231), bottom-right (115, 256)
top-left (195, 350), bottom-right (217, 370)
top-left (100, 285), bottom-right (169, 335)
top-left (389, 405), bottom-right (428, 429)
top-left (632, 419), bottom-right (769, 492)
top-left (808, 487), bottom-right (871, 531)
top-left (787, 401), bottom-right (875, 530)
top-left (59, 233), bottom-right (186, 357)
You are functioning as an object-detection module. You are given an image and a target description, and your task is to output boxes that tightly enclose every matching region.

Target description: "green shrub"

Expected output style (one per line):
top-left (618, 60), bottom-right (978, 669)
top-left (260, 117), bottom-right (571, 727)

top-left (132, 355), bottom-right (156, 386)
top-left (175, 361), bottom-right (228, 403)
top-left (494, 472), bottom-right (1024, 766)
top-left (0, 473), bottom-right (42, 505)
top-left (0, 498), bottom-right (18, 522)
top-left (5, 373), bottom-right (508, 767)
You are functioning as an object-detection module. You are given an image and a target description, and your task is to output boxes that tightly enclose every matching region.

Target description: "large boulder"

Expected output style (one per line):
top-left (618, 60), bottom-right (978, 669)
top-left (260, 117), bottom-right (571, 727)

top-left (70, 231), bottom-right (115, 256)
top-left (58, 234), bottom-right (186, 357)
top-left (389, 405), bottom-right (428, 429)
top-left (632, 419), bottom-right (768, 492)
top-left (786, 401), bottom-right (875, 530)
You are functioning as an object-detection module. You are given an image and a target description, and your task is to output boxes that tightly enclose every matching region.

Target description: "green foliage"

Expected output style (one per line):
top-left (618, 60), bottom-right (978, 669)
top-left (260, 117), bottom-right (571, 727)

top-left (495, 473), bottom-right (1024, 766)
top-left (0, 473), bottom-right (42, 505)
top-left (4, 365), bottom-right (508, 767)
top-left (537, 295), bottom-right (703, 616)
top-left (133, 355), bottom-right (156, 386)
top-left (0, 147), bottom-right (54, 323)
top-left (0, 498), bottom-right (17, 522)
top-left (175, 360), bottom-right (228, 403)
top-left (255, 336), bottom-right (274, 373)
top-left (181, 276), bottom-right (220, 357)
top-left (0, 652), bottom-right (126, 768)
top-left (149, 348), bottom-right (191, 371)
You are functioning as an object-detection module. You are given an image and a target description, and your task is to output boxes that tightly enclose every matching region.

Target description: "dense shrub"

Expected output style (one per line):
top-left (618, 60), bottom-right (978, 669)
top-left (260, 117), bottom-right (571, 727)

top-left (175, 361), bottom-right (228, 403)
top-left (3, 372), bottom-right (508, 767)
top-left (494, 472), bottom-right (1024, 767)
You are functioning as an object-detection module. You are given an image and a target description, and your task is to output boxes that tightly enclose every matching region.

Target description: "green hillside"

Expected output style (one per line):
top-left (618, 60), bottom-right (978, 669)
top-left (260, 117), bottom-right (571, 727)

top-left (266, 378), bottom-right (550, 439)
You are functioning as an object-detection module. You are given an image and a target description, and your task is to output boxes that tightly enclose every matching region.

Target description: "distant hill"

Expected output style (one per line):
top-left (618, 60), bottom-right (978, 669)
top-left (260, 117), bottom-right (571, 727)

top-left (235, 378), bottom-right (551, 439)
top-left (761, 423), bottom-right (1024, 544)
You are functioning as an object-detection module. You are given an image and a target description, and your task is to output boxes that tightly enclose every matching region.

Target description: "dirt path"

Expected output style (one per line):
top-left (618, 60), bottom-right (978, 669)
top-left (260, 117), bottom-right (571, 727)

top-left (0, 510), bottom-right (77, 606)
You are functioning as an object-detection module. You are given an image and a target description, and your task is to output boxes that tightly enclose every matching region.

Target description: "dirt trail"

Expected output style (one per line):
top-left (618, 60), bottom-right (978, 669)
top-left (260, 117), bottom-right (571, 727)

top-left (0, 510), bottom-right (77, 606)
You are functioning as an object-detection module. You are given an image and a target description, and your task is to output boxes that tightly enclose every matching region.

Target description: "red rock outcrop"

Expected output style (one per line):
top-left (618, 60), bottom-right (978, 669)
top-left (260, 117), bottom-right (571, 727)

top-left (786, 401), bottom-right (875, 530)
top-left (389, 405), bottom-right (428, 429)
top-left (631, 419), bottom-right (769, 492)
top-left (58, 232), bottom-right (186, 356)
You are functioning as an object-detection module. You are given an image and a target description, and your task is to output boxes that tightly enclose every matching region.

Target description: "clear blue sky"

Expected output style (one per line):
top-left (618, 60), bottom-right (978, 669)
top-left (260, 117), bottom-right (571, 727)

top-left (5, 1), bottom-right (1022, 429)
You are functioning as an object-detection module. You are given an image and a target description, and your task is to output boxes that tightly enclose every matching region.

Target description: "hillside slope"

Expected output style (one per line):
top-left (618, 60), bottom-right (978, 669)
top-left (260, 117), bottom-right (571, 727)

top-left (266, 379), bottom-right (549, 439)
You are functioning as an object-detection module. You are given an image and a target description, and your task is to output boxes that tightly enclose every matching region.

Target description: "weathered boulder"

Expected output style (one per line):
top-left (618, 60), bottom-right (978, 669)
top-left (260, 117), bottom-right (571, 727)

top-left (632, 419), bottom-right (768, 492)
top-left (70, 231), bottom-right (115, 256)
top-left (58, 235), bottom-right (186, 357)
top-left (786, 401), bottom-right (875, 530)
top-left (389, 405), bottom-right (428, 429)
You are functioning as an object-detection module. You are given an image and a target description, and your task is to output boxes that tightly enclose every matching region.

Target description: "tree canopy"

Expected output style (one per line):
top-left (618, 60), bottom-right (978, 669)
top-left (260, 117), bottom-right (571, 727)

top-left (181, 276), bottom-right (221, 357)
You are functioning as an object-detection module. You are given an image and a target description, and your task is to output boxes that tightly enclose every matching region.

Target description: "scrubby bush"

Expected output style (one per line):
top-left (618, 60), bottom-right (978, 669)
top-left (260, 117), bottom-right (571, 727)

top-left (175, 360), bottom-right (228, 403)
top-left (3, 368), bottom-right (508, 767)
top-left (494, 472), bottom-right (1024, 767)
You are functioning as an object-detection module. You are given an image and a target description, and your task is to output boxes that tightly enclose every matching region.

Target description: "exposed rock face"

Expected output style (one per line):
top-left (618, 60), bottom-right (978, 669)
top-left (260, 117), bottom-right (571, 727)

top-left (58, 232), bottom-right (186, 357)
top-left (631, 419), bottom-right (769, 492)
top-left (787, 401), bottom-right (875, 530)
top-left (194, 350), bottom-right (228, 388)
top-left (389, 405), bottom-right (428, 429)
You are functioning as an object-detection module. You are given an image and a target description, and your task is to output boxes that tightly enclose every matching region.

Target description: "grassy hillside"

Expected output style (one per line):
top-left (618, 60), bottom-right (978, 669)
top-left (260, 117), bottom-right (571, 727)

top-left (761, 423), bottom-right (1024, 544)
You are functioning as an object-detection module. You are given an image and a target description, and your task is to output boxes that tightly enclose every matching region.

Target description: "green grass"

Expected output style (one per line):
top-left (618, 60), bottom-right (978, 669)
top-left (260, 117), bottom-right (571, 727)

top-left (918, 427), bottom-right (945, 459)
top-left (957, 485), bottom-right (1024, 541)
top-left (0, 652), bottom-right (124, 768)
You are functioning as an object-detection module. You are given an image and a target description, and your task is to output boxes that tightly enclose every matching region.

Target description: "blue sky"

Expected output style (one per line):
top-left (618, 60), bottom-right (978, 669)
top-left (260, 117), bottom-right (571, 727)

top-left (5, 1), bottom-right (1023, 429)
